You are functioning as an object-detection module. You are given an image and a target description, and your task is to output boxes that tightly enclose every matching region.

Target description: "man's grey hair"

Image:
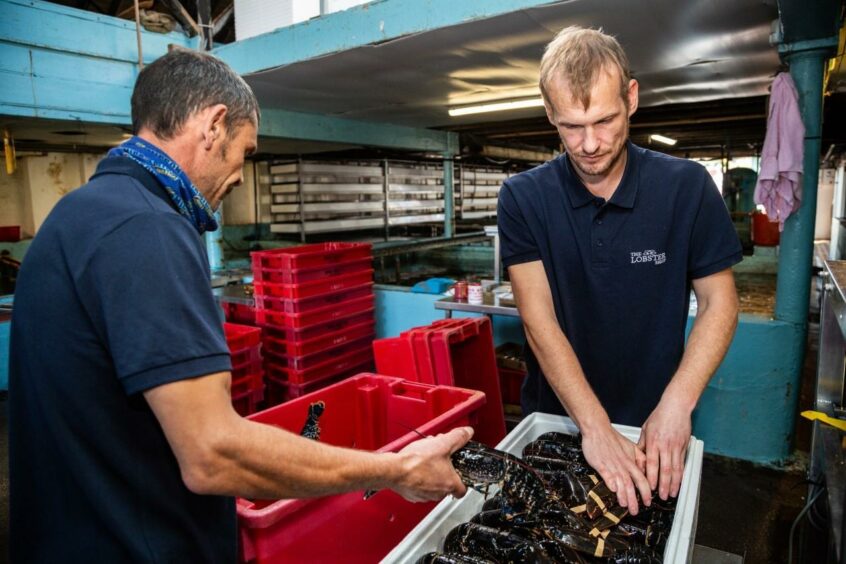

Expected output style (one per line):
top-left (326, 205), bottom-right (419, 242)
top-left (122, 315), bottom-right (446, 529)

top-left (131, 49), bottom-right (260, 139)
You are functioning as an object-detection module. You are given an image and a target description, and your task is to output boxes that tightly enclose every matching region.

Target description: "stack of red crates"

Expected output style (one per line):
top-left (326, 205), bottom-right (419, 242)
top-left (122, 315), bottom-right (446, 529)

top-left (371, 317), bottom-right (506, 447)
top-left (224, 322), bottom-right (265, 416)
top-left (250, 242), bottom-right (376, 404)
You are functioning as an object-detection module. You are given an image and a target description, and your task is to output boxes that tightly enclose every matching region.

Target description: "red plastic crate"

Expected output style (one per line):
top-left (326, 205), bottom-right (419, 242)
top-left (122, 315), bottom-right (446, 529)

top-left (254, 283), bottom-right (373, 313)
top-left (225, 323), bottom-right (262, 350)
top-left (236, 374), bottom-right (486, 564)
top-left (232, 369), bottom-right (265, 398)
top-left (252, 257), bottom-right (371, 284)
top-left (256, 294), bottom-right (374, 330)
top-left (427, 318), bottom-right (506, 446)
top-left (251, 242), bottom-right (372, 271)
top-left (373, 318), bottom-right (506, 447)
top-left (372, 336), bottom-right (419, 381)
top-left (253, 269), bottom-right (373, 301)
top-left (233, 357), bottom-right (264, 382)
top-left (263, 370), bottom-right (359, 406)
top-left (259, 309), bottom-right (375, 344)
top-left (0, 226), bottom-right (21, 242)
top-left (498, 366), bottom-right (527, 406)
top-left (232, 386), bottom-right (265, 417)
top-left (264, 345), bottom-right (374, 384)
top-left (230, 346), bottom-right (263, 368)
top-left (265, 320), bottom-right (376, 358)
top-left (221, 301), bottom-right (256, 325)
top-left (264, 334), bottom-right (375, 371)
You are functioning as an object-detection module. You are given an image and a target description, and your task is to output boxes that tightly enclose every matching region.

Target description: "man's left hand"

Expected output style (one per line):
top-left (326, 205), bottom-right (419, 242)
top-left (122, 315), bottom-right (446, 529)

top-left (637, 399), bottom-right (691, 500)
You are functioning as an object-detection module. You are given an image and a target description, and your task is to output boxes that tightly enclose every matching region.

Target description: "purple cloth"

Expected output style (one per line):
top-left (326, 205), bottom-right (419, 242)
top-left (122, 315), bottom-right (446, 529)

top-left (754, 73), bottom-right (805, 231)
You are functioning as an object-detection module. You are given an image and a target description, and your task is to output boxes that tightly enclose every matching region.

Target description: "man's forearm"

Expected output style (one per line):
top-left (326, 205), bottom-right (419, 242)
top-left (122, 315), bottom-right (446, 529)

top-left (523, 318), bottom-right (610, 435)
top-left (662, 286), bottom-right (738, 412)
top-left (190, 415), bottom-right (404, 499)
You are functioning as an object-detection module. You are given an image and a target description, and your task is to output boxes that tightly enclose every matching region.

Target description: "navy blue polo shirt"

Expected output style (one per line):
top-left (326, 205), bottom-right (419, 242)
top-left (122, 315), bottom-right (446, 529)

top-left (498, 142), bottom-right (741, 426)
top-left (9, 157), bottom-right (235, 562)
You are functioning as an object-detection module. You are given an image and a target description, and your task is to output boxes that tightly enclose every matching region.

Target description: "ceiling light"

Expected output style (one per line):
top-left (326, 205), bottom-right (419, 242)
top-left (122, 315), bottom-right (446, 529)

top-left (649, 134), bottom-right (677, 146)
top-left (449, 97), bottom-right (544, 117)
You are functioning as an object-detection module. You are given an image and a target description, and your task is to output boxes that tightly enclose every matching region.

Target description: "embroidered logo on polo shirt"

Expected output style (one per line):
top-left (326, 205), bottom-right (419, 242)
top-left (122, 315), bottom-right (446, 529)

top-left (630, 249), bottom-right (666, 265)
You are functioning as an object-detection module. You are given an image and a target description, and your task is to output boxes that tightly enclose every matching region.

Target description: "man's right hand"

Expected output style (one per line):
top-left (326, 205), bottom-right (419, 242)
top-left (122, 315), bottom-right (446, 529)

top-left (581, 422), bottom-right (652, 515)
top-left (390, 427), bottom-right (473, 503)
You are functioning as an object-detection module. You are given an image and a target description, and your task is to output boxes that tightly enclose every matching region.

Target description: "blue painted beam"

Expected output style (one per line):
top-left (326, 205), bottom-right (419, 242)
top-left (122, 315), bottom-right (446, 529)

top-left (0, 0), bottom-right (196, 64)
top-left (259, 108), bottom-right (458, 153)
top-left (0, 0), bottom-right (195, 122)
top-left (0, 0), bottom-right (461, 152)
top-left (212, 0), bottom-right (559, 76)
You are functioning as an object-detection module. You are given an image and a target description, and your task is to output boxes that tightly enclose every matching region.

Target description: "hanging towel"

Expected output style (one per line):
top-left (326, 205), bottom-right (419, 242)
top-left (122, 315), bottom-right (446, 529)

top-left (753, 72), bottom-right (805, 231)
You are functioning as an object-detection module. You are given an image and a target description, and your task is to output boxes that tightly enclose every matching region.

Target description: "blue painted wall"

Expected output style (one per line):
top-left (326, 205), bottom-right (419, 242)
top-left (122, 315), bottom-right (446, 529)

top-left (691, 316), bottom-right (804, 463)
top-left (0, 295), bottom-right (12, 391)
top-left (374, 286), bottom-right (802, 463)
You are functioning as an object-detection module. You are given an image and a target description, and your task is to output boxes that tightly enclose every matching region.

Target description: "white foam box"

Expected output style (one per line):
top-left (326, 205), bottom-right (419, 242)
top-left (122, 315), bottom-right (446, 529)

top-left (383, 412), bottom-right (704, 564)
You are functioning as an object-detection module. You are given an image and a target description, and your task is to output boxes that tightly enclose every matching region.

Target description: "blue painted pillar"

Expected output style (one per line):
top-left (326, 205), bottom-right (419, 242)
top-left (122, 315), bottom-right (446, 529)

top-left (205, 210), bottom-right (224, 271)
top-left (443, 152), bottom-right (454, 238)
top-left (774, 39), bottom-right (837, 323)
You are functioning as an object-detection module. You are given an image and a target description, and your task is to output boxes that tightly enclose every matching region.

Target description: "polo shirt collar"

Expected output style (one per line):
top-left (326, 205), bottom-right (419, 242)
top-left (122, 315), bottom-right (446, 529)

top-left (91, 156), bottom-right (178, 212)
top-left (563, 141), bottom-right (640, 209)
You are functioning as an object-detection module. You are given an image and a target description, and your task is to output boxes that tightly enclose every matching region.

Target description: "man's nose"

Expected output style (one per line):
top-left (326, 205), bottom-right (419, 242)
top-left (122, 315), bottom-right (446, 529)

top-left (582, 127), bottom-right (599, 154)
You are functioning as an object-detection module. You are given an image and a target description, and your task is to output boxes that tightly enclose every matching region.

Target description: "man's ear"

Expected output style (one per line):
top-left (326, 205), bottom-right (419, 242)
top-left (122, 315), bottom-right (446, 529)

top-left (202, 104), bottom-right (229, 150)
top-left (626, 79), bottom-right (639, 117)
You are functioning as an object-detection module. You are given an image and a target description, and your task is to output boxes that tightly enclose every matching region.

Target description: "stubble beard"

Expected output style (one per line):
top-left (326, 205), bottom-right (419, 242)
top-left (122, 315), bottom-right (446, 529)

top-left (569, 117), bottom-right (630, 179)
top-left (571, 135), bottom-right (628, 179)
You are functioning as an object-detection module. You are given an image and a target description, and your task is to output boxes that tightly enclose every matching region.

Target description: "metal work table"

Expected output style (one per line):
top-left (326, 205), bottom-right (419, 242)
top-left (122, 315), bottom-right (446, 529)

top-left (213, 282), bottom-right (254, 306)
top-left (811, 260), bottom-right (846, 562)
top-left (434, 291), bottom-right (519, 318)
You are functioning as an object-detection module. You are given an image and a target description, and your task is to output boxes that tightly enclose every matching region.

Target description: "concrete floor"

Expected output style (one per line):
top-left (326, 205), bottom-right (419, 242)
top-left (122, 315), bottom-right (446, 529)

top-left (0, 322), bottom-right (826, 563)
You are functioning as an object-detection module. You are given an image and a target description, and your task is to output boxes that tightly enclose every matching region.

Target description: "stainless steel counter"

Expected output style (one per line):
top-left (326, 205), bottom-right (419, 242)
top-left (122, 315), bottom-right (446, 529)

top-left (810, 260), bottom-right (846, 561)
top-left (434, 292), bottom-right (519, 318)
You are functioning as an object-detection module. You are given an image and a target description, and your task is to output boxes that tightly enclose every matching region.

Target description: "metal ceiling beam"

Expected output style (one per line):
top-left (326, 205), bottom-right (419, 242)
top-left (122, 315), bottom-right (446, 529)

top-left (212, 0), bottom-right (561, 76)
top-left (259, 108), bottom-right (459, 153)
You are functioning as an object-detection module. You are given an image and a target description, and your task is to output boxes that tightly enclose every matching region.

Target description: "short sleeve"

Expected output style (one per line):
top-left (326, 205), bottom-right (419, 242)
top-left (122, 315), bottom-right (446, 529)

top-left (498, 181), bottom-right (541, 267)
top-left (688, 171), bottom-right (743, 279)
top-left (80, 213), bottom-right (231, 395)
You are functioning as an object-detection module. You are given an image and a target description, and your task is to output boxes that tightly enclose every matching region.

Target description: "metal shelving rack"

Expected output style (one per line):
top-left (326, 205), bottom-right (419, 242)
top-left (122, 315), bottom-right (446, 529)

top-left (268, 159), bottom-right (455, 241)
top-left (457, 165), bottom-right (509, 220)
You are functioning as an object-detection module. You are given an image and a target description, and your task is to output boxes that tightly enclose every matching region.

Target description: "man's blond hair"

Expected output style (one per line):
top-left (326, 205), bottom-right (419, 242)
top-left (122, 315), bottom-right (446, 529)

top-left (539, 26), bottom-right (631, 110)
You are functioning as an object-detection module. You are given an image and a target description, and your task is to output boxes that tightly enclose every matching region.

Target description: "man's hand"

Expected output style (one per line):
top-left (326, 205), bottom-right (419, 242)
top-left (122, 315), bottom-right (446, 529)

top-left (581, 424), bottom-right (651, 515)
top-left (637, 399), bottom-right (691, 500)
top-left (391, 427), bottom-right (474, 502)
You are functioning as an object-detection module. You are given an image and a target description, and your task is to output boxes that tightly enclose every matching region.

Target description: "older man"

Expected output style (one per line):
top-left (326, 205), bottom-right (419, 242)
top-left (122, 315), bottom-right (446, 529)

top-left (498, 27), bottom-right (741, 514)
top-left (10, 50), bottom-right (471, 562)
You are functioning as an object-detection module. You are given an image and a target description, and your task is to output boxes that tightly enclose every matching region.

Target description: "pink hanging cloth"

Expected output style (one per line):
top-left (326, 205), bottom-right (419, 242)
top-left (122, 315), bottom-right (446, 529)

top-left (753, 72), bottom-right (805, 231)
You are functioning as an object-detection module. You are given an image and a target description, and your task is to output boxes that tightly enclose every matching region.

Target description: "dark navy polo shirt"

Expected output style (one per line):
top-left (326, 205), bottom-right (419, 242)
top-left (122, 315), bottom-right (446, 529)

top-left (498, 142), bottom-right (742, 426)
top-left (9, 157), bottom-right (235, 562)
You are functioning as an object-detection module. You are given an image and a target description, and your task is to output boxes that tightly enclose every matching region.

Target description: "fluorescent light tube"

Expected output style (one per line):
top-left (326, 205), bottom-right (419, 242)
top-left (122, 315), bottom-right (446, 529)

top-left (649, 134), bottom-right (677, 146)
top-left (448, 98), bottom-right (545, 117)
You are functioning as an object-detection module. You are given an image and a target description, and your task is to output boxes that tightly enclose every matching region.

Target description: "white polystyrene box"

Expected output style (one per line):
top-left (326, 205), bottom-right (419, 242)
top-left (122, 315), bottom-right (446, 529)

top-left (383, 413), bottom-right (704, 564)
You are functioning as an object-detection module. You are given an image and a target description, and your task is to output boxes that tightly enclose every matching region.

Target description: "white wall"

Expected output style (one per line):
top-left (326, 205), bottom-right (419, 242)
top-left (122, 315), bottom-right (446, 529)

top-left (222, 161), bottom-right (258, 224)
top-left (6, 151), bottom-right (262, 235)
top-left (0, 164), bottom-right (26, 230)
top-left (19, 153), bottom-right (104, 237)
top-left (816, 168), bottom-right (836, 240)
top-left (220, 161), bottom-right (271, 225)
